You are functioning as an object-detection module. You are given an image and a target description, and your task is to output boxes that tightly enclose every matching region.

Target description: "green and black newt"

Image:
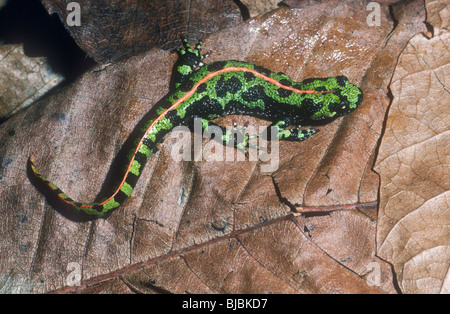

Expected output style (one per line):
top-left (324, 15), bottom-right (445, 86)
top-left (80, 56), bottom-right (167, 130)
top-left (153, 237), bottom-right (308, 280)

top-left (30, 39), bottom-right (363, 218)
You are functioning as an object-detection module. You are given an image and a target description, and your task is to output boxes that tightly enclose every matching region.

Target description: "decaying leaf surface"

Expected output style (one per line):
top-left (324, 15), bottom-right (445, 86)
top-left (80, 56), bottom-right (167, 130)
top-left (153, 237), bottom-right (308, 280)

top-left (374, 1), bottom-right (450, 294)
top-left (425, 0), bottom-right (450, 35)
top-left (239, 0), bottom-right (280, 18)
top-left (0, 44), bottom-right (64, 121)
top-left (0, 1), bottom-right (427, 293)
top-left (40, 0), bottom-right (243, 63)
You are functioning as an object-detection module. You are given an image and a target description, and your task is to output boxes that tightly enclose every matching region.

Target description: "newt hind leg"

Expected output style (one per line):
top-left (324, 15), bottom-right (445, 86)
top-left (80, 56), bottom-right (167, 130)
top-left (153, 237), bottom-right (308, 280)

top-left (190, 117), bottom-right (258, 156)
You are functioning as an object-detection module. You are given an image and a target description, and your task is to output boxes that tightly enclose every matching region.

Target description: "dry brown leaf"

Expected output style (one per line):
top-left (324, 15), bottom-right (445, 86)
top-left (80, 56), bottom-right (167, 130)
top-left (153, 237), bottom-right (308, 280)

top-left (0, 44), bottom-right (64, 121)
top-left (374, 0), bottom-right (450, 293)
top-left (40, 0), bottom-right (243, 63)
top-left (425, 0), bottom-right (450, 35)
top-left (0, 1), bottom-right (427, 293)
top-left (239, 0), bottom-right (280, 17)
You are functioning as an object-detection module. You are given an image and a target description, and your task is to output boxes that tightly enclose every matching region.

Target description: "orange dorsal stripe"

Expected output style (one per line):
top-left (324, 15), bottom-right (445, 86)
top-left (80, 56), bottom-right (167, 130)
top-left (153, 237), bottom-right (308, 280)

top-left (80, 66), bottom-right (331, 208)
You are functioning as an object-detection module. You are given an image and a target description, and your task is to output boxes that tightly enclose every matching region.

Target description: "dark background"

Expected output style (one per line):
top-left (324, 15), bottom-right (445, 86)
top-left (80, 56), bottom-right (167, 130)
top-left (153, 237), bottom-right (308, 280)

top-left (0, 0), bottom-right (96, 81)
